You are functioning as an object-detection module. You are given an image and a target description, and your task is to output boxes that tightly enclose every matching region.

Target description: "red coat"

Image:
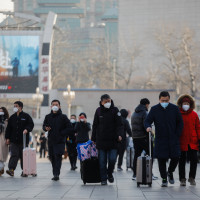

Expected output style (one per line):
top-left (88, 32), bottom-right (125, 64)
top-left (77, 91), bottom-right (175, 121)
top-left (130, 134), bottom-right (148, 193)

top-left (180, 108), bottom-right (200, 151)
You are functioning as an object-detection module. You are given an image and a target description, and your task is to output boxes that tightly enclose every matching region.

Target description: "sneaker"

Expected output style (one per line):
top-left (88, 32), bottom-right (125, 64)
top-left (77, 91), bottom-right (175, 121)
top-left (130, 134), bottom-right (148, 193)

top-left (101, 181), bottom-right (107, 185)
top-left (21, 172), bottom-right (28, 177)
top-left (167, 172), bottom-right (175, 184)
top-left (161, 179), bottom-right (168, 187)
top-left (188, 178), bottom-right (196, 186)
top-left (132, 175), bottom-right (136, 181)
top-left (51, 176), bottom-right (59, 181)
top-left (6, 169), bottom-right (14, 177)
top-left (117, 167), bottom-right (123, 171)
top-left (180, 179), bottom-right (186, 186)
top-left (152, 174), bottom-right (158, 180)
top-left (108, 174), bottom-right (114, 183)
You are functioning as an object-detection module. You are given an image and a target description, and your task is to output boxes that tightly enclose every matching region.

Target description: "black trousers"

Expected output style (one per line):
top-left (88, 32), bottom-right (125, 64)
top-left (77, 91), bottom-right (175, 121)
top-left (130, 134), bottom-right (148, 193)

top-left (8, 143), bottom-right (23, 170)
top-left (48, 145), bottom-right (63, 176)
top-left (40, 146), bottom-right (46, 158)
top-left (117, 141), bottom-right (126, 167)
top-left (66, 142), bottom-right (77, 168)
top-left (179, 145), bottom-right (198, 180)
top-left (133, 137), bottom-right (153, 175)
top-left (158, 157), bottom-right (179, 180)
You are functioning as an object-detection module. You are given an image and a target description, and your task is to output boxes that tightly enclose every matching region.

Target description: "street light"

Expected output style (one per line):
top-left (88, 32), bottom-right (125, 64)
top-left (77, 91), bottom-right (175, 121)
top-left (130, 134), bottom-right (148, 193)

top-left (32, 87), bottom-right (44, 119)
top-left (63, 84), bottom-right (75, 117)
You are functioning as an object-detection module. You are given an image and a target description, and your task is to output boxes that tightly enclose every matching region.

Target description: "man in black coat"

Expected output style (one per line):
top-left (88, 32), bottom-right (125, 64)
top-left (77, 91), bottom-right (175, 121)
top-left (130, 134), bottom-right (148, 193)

top-left (117, 109), bottom-right (132, 171)
top-left (144, 91), bottom-right (183, 187)
top-left (91, 94), bottom-right (123, 185)
top-left (43, 99), bottom-right (73, 181)
top-left (5, 101), bottom-right (34, 177)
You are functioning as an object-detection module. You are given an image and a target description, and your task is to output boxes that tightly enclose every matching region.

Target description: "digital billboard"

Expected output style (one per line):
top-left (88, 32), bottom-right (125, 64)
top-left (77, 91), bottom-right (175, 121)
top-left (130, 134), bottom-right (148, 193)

top-left (0, 35), bottom-right (39, 93)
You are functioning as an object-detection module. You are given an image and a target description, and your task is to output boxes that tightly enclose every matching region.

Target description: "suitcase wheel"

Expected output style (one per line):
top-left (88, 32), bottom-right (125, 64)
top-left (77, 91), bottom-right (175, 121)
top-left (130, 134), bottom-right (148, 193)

top-left (148, 183), bottom-right (152, 187)
top-left (126, 168), bottom-right (128, 171)
top-left (32, 174), bottom-right (37, 177)
top-left (137, 183), bottom-right (140, 187)
top-left (83, 181), bottom-right (86, 185)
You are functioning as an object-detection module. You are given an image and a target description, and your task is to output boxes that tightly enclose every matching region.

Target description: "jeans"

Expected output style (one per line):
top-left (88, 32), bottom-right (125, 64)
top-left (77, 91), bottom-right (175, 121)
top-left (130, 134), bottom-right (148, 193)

top-left (158, 157), bottom-right (179, 180)
top-left (117, 141), bottom-right (126, 167)
top-left (98, 149), bottom-right (117, 181)
top-left (179, 145), bottom-right (198, 180)
top-left (0, 161), bottom-right (4, 171)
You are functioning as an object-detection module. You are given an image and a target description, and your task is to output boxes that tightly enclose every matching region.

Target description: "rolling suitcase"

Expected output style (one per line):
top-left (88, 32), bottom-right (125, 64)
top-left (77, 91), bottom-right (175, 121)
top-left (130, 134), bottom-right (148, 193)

top-left (136, 132), bottom-right (152, 187)
top-left (126, 137), bottom-right (134, 170)
top-left (23, 134), bottom-right (37, 177)
top-left (81, 157), bottom-right (101, 185)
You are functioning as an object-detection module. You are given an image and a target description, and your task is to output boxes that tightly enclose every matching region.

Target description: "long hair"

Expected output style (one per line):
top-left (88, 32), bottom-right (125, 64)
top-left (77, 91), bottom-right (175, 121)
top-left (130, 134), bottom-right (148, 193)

top-left (0, 107), bottom-right (9, 119)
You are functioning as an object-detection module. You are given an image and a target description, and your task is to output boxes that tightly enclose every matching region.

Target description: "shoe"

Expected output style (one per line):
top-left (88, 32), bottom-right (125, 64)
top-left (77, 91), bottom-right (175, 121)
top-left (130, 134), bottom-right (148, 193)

top-left (167, 172), bottom-right (175, 184)
top-left (117, 166), bottom-right (123, 171)
top-left (6, 169), bottom-right (14, 177)
top-left (188, 178), bottom-right (196, 186)
top-left (152, 174), bottom-right (158, 180)
top-left (0, 168), bottom-right (4, 176)
top-left (21, 172), bottom-right (28, 177)
top-left (51, 176), bottom-right (59, 181)
top-left (108, 174), bottom-right (114, 183)
top-left (132, 175), bottom-right (136, 181)
top-left (161, 179), bottom-right (168, 187)
top-left (180, 179), bottom-right (186, 186)
top-left (101, 181), bottom-right (107, 185)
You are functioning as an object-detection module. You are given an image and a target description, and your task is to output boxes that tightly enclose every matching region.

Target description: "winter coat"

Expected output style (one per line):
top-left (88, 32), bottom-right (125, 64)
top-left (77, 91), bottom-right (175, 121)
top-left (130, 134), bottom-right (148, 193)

top-left (120, 109), bottom-right (132, 142)
top-left (5, 111), bottom-right (34, 145)
top-left (177, 94), bottom-right (200, 151)
top-left (0, 120), bottom-right (8, 162)
top-left (43, 110), bottom-right (73, 147)
top-left (131, 104), bottom-right (148, 139)
top-left (91, 100), bottom-right (124, 150)
top-left (144, 103), bottom-right (183, 159)
top-left (75, 122), bottom-right (91, 143)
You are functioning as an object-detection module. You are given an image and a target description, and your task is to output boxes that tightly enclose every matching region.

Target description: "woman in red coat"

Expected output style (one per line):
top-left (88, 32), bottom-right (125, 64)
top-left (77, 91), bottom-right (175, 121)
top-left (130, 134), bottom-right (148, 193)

top-left (177, 94), bottom-right (200, 186)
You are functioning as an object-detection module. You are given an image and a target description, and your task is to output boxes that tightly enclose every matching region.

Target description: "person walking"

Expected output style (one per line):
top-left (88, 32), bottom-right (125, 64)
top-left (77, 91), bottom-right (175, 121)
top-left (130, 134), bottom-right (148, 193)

top-left (91, 94), bottom-right (123, 185)
top-left (66, 114), bottom-right (78, 170)
top-left (43, 99), bottom-right (73, 181)
top-left (177, 94), bottom-right (200, 186)
top-left (144, 91), bottom-right (183, 187)
top-left (0, 107), bottom-right (9, 176)
top-left (75, 113), bottom-right (91, 144)
top-left (5, 101), bottom-right (34, 177)
top-left (131, 98), bottom-right (157, 180)
top-left (39, 132), bottom-right (47, 158)
top-left (117, 109), bottom-right (132, 171)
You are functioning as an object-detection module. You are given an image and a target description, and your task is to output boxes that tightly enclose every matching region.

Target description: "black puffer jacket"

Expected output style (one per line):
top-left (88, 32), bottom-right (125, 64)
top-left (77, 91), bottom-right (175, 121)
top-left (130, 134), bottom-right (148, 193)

top-left (75, 122), bottom-right (91, 143)
top-left (91, 100), bottom-right (124, 150)
top-left (131, 104), bottom-right (148, 139)
top-left (5, 111), bottom-right (34, 145)
top-left (43, 110), bottom-right (73, 146)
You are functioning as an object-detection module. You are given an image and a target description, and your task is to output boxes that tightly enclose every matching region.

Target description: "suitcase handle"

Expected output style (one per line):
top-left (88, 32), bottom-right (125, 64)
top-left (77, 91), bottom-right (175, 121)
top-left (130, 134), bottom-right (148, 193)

top-left (23, 133), bottom-right (27, 149)
top-left (148, 132), bottom-right (151, 158)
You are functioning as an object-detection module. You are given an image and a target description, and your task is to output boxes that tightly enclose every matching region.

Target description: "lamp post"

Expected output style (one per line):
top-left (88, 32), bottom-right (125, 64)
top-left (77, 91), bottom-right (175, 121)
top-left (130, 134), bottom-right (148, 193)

top-left (32, 87), bottom-right (44, 119)
top-left (63, 84), bottom-right (75, 117)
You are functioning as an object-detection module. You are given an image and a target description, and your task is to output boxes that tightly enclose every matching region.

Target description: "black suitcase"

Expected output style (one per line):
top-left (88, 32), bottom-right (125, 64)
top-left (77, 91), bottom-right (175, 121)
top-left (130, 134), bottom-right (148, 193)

top-left (81, 157), bottom-right (101, 184)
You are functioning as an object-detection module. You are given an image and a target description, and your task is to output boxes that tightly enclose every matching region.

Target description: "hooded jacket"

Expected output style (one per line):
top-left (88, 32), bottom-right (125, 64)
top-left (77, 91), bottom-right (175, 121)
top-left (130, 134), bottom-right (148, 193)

top-left (177, 94), bottom-right (200, 151)
top-left (131, 104), bottom-right (148, 139)
top-left (43, 110), bottom-right (73, 146)
top-left (91, 100), bottom-right (124, 150)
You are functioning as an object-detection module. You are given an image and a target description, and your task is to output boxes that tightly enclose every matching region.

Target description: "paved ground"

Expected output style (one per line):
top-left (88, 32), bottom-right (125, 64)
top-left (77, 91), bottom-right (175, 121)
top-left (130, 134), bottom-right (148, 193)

top-left (1, 155), bottom-right (200, 200)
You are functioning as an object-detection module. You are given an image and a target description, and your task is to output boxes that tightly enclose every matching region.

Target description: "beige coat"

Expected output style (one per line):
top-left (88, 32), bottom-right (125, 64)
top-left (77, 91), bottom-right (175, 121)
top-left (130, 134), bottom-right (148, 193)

top-left (0, 121), bottom-right (8, 162)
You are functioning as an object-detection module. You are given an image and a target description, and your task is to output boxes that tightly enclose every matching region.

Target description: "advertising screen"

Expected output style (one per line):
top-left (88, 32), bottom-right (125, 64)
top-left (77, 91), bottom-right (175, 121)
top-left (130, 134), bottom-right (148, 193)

top-left (0, 35), bottom-right (39, 93)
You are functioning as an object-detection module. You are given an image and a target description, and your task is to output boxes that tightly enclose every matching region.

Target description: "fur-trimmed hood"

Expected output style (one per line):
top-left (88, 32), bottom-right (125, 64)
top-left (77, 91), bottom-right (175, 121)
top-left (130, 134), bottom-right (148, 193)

top-left (177, 94), bottom-right (195, 110)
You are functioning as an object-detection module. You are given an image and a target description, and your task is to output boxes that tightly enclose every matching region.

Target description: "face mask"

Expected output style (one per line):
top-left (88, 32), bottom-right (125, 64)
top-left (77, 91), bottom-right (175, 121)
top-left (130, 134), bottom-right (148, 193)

top-left (160, 102), bottom-right (169, 109)
top-left (52, 106), bottom-right (59, 112)
top-left (80, 119), bottom-right (84, 122)
top-left (70, 119), bottom-right (76, 123)
top-left (104, 102), bottom-right (111, 109)
top-left (182, 105), bottom-right (190, 111)
top-left (13, 107), bottom-right (18, 113)
top-left (0, 112), bottom-right (4, 115)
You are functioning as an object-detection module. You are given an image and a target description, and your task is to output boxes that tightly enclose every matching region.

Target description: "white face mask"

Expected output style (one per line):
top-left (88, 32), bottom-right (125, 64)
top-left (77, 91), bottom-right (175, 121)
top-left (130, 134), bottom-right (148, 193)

top-left (70, 119), bottom-right (76, 123)
top-left (104, 102), bottom-right (111, 109)
top-left (182, 105), bottom-right (190, 111)
top-left (0, 112), bottom-right (4, 115)
top-left (13, 107), bottom-right (18, 113)
top-left (52, 106), bottom-right (59, 112)
top-left (80, 119), bottom-right (84, 122)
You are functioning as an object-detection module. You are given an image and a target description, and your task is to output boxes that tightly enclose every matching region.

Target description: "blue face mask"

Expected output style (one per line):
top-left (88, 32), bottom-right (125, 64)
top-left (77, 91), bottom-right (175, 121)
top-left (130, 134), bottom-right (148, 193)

top-left (160, 102), bottom-right (169, 109)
